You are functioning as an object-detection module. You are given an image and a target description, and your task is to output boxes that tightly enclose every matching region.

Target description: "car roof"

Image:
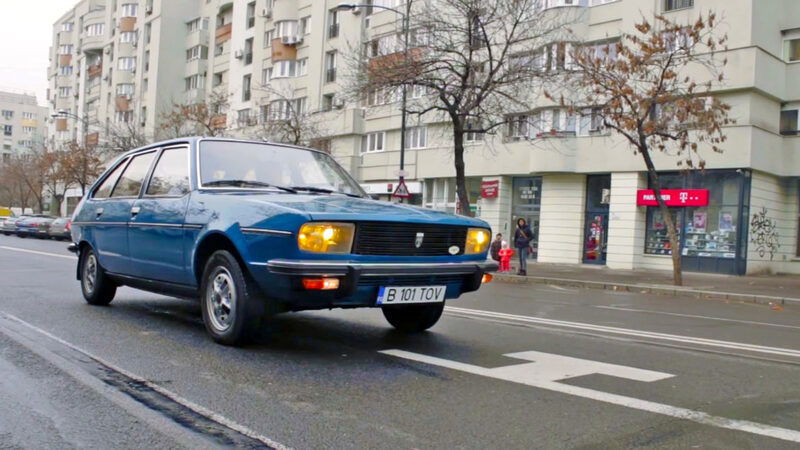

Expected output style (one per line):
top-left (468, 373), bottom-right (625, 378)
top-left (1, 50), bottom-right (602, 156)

top-left (117, 137), bottom-right (327, 159)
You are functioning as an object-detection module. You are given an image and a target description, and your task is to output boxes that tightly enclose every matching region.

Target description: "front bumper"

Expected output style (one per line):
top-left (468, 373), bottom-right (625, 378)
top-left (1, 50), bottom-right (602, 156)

top-left (262, 259), bottom-right (498, 309)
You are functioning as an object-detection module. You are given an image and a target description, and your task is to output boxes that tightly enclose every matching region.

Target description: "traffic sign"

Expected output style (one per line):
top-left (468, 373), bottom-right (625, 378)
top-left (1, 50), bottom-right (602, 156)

top-left (392, 179), bottom-right (411, 198)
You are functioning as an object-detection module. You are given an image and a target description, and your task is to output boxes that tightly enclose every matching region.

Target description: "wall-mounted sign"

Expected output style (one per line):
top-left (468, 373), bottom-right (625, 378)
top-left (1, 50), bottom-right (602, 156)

top-left (481, 180), bottom-right (499, 198)
top-left (636, 189), bottom-right (709, 207)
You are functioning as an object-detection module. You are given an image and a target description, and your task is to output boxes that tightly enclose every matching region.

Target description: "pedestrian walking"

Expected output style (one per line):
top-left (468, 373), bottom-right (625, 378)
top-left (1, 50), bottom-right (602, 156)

top-left (514, 218), bottom-right (533, 276)
top-left (498, 241), bottom-right (513, 272)
top-left (490, 233), bottom-right (503, 262)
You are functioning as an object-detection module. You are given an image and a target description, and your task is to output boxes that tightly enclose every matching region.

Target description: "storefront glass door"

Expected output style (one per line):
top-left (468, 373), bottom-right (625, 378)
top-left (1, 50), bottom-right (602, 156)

top-left (511, 177), bottom-right (542, 260)
top-left (583, 175), bottom-right (611, 264)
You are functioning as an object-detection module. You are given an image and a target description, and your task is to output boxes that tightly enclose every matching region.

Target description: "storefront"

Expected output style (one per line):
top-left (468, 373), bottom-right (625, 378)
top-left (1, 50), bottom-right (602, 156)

top-left (640, 170), bottom-right (750, 275)
top-left (511, 177), bottom-right (542, 259)
top-left (583, 174), bottom-right (611, 264)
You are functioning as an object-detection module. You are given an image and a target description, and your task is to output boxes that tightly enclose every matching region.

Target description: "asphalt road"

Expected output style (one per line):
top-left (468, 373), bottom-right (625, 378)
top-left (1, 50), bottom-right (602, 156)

top-left (1, 234), bottom-right (799, 449)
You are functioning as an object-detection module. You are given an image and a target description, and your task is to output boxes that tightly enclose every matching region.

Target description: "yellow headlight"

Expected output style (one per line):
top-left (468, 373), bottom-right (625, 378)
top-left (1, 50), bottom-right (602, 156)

top-left (465, 228), bottom-right (491, 255)
top-left (297, 222), bottom-right (355, 254)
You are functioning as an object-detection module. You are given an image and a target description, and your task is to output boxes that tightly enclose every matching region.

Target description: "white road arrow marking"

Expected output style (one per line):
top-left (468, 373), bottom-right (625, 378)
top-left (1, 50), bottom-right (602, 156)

top-left (381, 349), bottom-right (800, 444)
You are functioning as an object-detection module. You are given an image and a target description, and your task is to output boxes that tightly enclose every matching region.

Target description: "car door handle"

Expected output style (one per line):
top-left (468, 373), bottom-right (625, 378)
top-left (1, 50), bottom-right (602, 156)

top-left (130, 206), bottom-right (141, 218)
top-left (95, 208), bottom-right (104, 218)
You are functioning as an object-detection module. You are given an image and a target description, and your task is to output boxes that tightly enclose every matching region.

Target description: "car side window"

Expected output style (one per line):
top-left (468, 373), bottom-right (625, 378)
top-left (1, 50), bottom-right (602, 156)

top-left (93, 158), bottom-right (129, 199)
top-left (111, 152), bottom-right (156, 198)
top-left (146, 147), bottom-right (190, 196)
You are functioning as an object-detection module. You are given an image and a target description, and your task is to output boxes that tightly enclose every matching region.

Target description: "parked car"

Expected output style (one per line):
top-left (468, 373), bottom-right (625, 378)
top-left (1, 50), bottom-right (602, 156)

top-left (47, 217), bottom-right (72, 240)
top-left (70, 138), bottom-right (497, 345)
top-left (1, 215), bottom-right (26, 235)
top-left (16, 215), bottom-right (55, 238)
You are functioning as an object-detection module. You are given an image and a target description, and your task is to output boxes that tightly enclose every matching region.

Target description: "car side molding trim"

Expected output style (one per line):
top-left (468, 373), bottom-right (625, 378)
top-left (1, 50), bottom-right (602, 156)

top-left (72, 221), bottom-right (128, 227)
top-left (240, 227), bottom-right (293, 236)
top-left (74, 221), bottom-right (204, 230)
top-left (266, 259), bottom-right (499, 276)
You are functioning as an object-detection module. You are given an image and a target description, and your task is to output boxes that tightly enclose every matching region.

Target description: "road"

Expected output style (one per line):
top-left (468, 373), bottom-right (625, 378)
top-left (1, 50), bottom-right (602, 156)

top-left (1, 234), bottom-right (799, 449)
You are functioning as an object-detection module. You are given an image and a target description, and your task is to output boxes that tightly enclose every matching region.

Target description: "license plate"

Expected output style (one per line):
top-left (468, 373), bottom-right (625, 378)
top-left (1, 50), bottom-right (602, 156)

top-left (377, 286), bottom-right (446, 305)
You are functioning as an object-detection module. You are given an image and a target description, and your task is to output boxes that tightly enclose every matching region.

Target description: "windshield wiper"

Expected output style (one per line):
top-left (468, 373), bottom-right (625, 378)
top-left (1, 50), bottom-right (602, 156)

top-left (204, 180), bottom-right (297, 193)
top-left (290, 186), bottom-right (362, 198)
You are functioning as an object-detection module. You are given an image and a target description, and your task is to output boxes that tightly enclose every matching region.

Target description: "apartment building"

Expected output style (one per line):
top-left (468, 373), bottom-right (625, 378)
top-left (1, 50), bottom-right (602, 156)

top-left (0, 90), bottom-right (47, 162)
top-left (48, 0), bottom-right (800, 275)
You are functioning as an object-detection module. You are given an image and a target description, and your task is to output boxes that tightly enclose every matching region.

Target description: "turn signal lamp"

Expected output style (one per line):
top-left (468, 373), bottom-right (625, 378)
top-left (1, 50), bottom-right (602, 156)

top-left (481, 273), bottom-right (493, 284)
top-left (465, 228), bottom-right (491, 254)
top-left (302, 278), bottom-right (340, 290)
top-left (297, 222), bottom-right (355, 254)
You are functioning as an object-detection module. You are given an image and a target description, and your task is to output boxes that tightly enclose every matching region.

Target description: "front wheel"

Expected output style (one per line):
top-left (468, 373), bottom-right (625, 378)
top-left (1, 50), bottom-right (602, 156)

top-left (382, 302), bottom-right (445, 333)
top-left (80, 247), bottom-right (117, 305)
top-left (200, 250), bottom-right (264, 346)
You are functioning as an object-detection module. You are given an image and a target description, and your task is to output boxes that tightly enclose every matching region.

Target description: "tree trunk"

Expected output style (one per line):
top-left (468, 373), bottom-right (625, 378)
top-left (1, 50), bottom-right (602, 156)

top-left (642, 153), bottom-right (683, 286)
top-left (452, 124), bottom-right (471, 217)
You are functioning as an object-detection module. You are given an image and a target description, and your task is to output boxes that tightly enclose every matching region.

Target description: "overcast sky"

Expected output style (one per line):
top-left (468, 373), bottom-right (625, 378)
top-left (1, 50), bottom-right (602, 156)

top-left (0, 1), bottom-right (74, 106)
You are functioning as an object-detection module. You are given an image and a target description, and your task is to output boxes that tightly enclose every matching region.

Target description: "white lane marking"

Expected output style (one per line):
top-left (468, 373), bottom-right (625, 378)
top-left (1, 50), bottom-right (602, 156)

top-left (594, 305), bottom-right (800, 330)
top-left (2, 313), bottom-right (290, 450)
top-left (382, 349), bottom-right (800, 444)
top-left (444, 306), bottom-right (800, 359)
top-left (0, 245), bottom-right (76, 260)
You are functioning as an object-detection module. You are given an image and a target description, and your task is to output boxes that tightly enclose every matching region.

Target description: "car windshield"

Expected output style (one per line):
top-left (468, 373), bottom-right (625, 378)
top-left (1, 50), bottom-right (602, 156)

top-left (199, 141), bottom-right (365, 197)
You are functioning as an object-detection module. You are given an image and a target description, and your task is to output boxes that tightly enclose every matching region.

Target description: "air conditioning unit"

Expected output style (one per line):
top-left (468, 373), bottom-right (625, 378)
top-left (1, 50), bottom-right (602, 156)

top-left (104, 47), bottom-right (111, 54)
top-left (145, 5), bottom-right (153, 14)
top-left (234, 49), bottom-right (244, 59)
top-left (333, 98), bottom-right (345, 109)
top-left (260, 8), bottom-right (272, 18)
top-left (281, 35), bottom-right (302, 45)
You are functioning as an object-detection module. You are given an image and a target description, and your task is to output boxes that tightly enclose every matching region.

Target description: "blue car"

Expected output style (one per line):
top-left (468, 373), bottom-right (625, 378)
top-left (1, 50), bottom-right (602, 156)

top-left (70, 138), bottom-right (496, 345)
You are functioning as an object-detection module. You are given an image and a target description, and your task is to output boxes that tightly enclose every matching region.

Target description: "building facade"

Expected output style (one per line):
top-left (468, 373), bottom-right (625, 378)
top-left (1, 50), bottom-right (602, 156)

top-left (47, 0), bottom-right (800, 274)
top-left (0, 90), bottom-right (47, 162)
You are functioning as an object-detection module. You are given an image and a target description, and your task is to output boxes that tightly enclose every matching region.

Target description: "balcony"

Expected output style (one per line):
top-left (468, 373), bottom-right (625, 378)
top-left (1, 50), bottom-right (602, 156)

top-left (87, 64), bottom-right (102, 79)
top-left (271, 39), bottom-right (297, 60)
top-left (119, 17), bottom-right (137, 32)
top-left (215, 23), bottom-right (232, 44)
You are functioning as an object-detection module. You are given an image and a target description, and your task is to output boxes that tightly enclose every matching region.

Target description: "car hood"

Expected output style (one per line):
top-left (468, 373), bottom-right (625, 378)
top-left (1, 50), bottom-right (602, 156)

top-left (218, 192), bottom-right (489, 228)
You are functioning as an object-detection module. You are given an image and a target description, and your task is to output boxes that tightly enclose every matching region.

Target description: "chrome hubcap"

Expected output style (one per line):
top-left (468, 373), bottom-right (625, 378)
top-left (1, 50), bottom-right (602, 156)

top-left (83, 253), bottom-right (97, 294)
top-left (207, 268), bottom-right (235, 332)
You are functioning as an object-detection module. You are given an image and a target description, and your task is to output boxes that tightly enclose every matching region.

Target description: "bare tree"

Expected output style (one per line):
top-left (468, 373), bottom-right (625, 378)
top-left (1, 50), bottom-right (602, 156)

top-left (254, 84), bottom-right (328, 146)
top-left (39, 149), bottom-right (74, 215)
top-left (3, 149), bottom-right (47, 213)
top-left (0, 159), bottom-right (32, 211)
top-left (102, 119), bottom-right (151, 154)
top-left (347, 0), bottom-right (574, 215)
top-left (59, 141), bottom-right (106, 196)
top-left (554, 12), bottom-right (732, 285)
top-left (157, 90), bottom-right (231, 139)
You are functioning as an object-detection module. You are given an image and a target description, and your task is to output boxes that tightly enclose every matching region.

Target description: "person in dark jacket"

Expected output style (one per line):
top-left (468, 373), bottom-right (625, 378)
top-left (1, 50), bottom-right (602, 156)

top-left (490, 233), bottom-right (503, 262)
top-left (514, 218), bottom-right (533, 276)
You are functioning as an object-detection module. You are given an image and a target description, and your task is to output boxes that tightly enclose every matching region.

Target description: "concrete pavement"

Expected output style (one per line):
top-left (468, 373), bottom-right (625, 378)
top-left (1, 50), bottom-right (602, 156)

top-left (1, 234), bottom-right (799, 448)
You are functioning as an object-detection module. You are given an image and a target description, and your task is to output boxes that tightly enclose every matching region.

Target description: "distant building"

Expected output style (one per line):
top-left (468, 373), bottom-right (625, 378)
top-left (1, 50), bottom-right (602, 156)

top-left (0, 90), bottom-right (47, 161)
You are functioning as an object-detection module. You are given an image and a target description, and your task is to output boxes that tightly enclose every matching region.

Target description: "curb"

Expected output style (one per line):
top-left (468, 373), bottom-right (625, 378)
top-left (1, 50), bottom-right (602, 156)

top-left (493, 274), bottom-right (800, 309)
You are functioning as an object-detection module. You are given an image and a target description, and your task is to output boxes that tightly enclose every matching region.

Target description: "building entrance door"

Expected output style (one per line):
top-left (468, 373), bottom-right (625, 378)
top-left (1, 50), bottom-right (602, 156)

top-left (583, 174), bottom-right (611, 264)
top-left (511, 177), bottom-right (542, 260)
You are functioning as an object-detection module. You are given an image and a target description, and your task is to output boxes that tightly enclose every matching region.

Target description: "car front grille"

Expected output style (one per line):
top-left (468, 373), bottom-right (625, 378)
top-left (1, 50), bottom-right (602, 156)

top-left (357, 274), bottom-right (469, 287)
top-left (352, 222), bottom-right (468, 256)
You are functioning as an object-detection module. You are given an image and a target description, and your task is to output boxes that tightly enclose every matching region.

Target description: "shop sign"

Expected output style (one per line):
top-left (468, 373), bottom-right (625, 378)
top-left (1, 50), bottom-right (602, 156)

top-left (636, 189), bottom-right (709, 207)
top-left (481, 180), bottom-right (499, 198)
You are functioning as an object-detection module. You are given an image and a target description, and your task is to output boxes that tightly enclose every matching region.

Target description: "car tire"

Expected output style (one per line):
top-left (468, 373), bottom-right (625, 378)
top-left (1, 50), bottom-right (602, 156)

top-left (382, 302), bottom-right (445, 333)
top-left (80, 247), bottom-right (117, 306)
top-left (200, 250), bottom-right (264, 346)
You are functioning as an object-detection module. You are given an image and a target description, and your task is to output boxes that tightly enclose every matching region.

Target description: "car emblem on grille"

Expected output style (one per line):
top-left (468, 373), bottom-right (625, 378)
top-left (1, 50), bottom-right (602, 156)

top-left (415, 232), bottom-right (424, 248)
top-left (449, 246), bottom-right (460, 255)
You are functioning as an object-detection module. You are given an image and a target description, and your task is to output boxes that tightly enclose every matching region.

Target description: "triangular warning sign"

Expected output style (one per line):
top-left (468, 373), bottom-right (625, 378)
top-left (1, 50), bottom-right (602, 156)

top-left (392, 179), bottom-right (411, 198)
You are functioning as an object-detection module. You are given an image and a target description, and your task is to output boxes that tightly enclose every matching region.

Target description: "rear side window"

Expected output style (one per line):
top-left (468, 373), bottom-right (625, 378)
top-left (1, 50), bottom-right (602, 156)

top-left (146, 147), bottom-right (190, 196)
top-left (93, 159), bottom-right (129, 199)
top-left (111, 152), bottom-right (156, 198)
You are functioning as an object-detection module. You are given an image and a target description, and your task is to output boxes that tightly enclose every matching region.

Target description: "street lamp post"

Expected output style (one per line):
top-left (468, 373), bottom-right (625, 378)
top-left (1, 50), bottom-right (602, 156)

top-left (336, 2), bottom-right (411, 199)
top-left (51, 109), bottom-right (89, 143)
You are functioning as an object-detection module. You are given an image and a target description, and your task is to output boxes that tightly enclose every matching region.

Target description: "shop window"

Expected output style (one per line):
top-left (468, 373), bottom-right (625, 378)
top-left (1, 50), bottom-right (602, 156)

top-left (644, 173), bottom-right (684, 255)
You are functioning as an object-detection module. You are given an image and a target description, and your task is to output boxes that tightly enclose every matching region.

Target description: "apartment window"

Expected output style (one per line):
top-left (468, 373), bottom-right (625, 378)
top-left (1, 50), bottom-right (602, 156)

top-left (368, 34), bottom-right (399, 58)
top-left (187, 17), bottom-right (208, 32)
top-left (264, 29), bottom-right (274, 47)
top-left (144, 51), bottom-right (150, 71)
top-left (58, 45), bottom-right (73, 55)
top-left (590, 0), bottom-right (617, 4)
top-left (664, 0), bottom-right (693, 11)
top-left (58, 65), bottom-right (73, 76)
top-left (22, 126), bottom-right (35, 134)
top-left (238, 108), bottom-right (254, 126)
top-left (584, 39), bottom-right (619, 62)
top-left (299, 16), bottom-right (311, 35)
top-left (213, 72), bottom-right (224, 86)
top-left (145, 23), bottom-right (152, 44)
top-left (85, 23), bottom-right (104, 37)
top-left (322, 94), bottom-right (335, 111)
top-left (267, 100), bottom-right (290, 120)
top-left (141, 107), bottom-right (147, 125)
top-left (262, 67), bottom-right (272, 84)
top-left (784, 38), bottom-right (800, 63)
top-left (275, 20), bottom-right (298, 38)
top-left (61, 22), bottom-right (74, 32)
top-left (465, 122), bottom-right (484, 142)
top-left (22, 112), bottom-right (35, 120)
top-left (186, 45), bottom-right (208, 61)
top-left (118, 57), bottom-right (136, 71)
top-left (296, 58), bottom-right (308, 76)
top-left (246, 2), bottom-right (256, 28)
top-left (361, 132), bottom-right (385, 153)
top-left (325, 51), bottom-right (337, 83)
top-left (58, 87), bottom-right (72, 98)
top-left (242, 74), bottom-right (251, 101)
top-left (215, 43), bottom-right (224, 56)
top-left (780, 110), bottom-right (799, 136)
top-left (1, 110), bottom-right (12, 120)
top-left (185, 74), bottom-right (205, 91)
top-left (121, 3), bottom-right (138, 17)
top-left (244, 38), bottom-right (253, 65)
top-left (115, 111), bottom-right (133, 122)
top-left (3, 125), bottom-right (11, 136)
top-left (2, 153), bottom-right (9, 163)
top-left (19, 140), bottom-right (34, 148)
top-left (120, 31), bottom-right (137, 43)
top-left (116, 83), bottom-right (134, 96)
top-left (508, 115), bottom-right (529, 138)
top-left (405, 126), bottom-right (427, 149)
top-left (797, 185), bottom-right (800, 257)
top-left (328, 9), bottom-right (339, 39)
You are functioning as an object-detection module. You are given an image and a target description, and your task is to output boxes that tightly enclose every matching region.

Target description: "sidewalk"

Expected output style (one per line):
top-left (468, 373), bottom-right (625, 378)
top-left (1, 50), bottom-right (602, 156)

top-left (493, 262), bottom-right (800, 308)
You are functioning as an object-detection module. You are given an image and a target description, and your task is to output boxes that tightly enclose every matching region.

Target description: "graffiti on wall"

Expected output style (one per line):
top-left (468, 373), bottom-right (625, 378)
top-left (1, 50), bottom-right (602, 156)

top-left (750, 207), bottom-right (780, 260)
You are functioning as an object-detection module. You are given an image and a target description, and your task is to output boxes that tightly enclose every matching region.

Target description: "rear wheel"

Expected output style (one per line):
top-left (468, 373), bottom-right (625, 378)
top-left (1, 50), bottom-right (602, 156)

top-left (200, 250), bottom-right (264, 346)
top-left (80, 247), bottom-right (117, 305)
top-left (382, 302), bottom-right (445, 333)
